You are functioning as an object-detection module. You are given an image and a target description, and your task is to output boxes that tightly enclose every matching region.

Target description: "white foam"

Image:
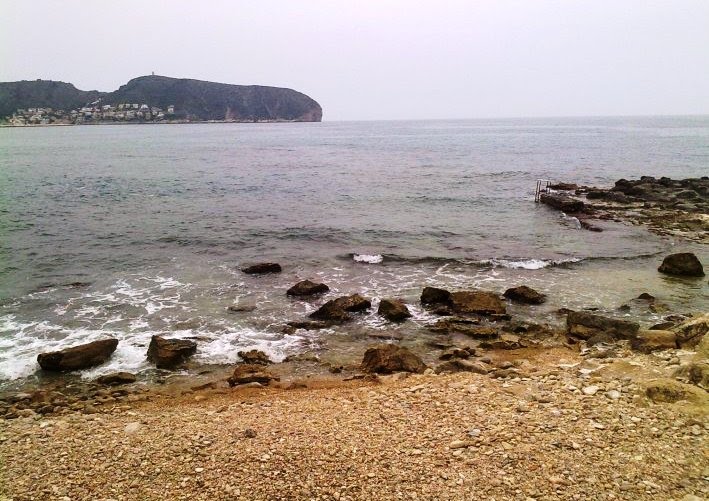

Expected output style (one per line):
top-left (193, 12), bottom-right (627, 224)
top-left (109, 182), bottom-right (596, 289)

top-left (353, 254), bottom-right (384, 264)
top-left (482, 257), bottom-right (581, 270)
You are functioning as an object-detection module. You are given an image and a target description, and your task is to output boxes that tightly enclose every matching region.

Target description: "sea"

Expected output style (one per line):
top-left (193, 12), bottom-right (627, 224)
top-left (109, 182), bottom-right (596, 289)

top-left (0, 116), bottom-right (707, 386)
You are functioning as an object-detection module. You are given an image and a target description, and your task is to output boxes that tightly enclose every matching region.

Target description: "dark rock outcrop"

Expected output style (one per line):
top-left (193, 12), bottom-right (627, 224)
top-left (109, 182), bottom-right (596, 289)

top-left (286, 280), bottom-right (329, 296)
top-left (672, 313), bottom-right (708, 348)
top-left (227, 364), bottom-right (278, 386)
top-left (333, 294), bottom-right (372, 312)
top-left (658, 253), bottom-right (705, 277)
top-left (377, 299), bottom-right (412, 322)
top-left (241, 263), bottom-right (282, 275)
top-left (421, 287), bottom-right (452, 306)
top-left (361, 344), bottom-right (427, 374)
top-left (539, 193), bottom-right (585, 213)
top-left (37, 339), bottom-right (119, 372)
top-left (95, 372), bottom-right (137, 386)
top-left (449, 291), bottom-right (506, 316)
top-left (237, 349), bottom-right (272, 365)
top-left (566, 311), bottom-right (639, 340)
top-left (147, 336), bottom-right (197, 369)
top-left (503, 286), bottom-right (546, 305)
top-left (309, 300), bottom-right (352, 323)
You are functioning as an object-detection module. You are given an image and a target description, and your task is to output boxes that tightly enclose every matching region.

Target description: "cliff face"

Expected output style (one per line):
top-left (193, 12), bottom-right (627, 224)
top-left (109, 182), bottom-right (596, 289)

top-left (0, 80), bottom-right (104, 117)
top-left (0, 75), bottom-right (323, 122)
top-left (105, 76), bottom-right (322, 122)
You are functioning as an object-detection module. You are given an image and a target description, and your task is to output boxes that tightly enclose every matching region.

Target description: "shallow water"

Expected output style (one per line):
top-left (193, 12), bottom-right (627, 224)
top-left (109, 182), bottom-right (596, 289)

top-left (0, 117), bottom-right (707, 384)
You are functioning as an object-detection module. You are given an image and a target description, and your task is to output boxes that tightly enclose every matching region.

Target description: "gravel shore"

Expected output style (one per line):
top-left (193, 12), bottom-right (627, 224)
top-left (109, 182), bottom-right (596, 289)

top-left (1, 347), bottom-right (707, 501)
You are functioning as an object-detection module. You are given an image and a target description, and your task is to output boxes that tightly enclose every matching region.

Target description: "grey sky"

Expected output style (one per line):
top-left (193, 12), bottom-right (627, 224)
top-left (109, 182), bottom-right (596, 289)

top-left (2, 1), bottom-right (708, 120)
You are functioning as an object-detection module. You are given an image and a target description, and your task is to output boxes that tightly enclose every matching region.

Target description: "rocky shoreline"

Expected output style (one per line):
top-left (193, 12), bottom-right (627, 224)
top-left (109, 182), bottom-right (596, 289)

top-left (1, 176), bottom-right (707, 499)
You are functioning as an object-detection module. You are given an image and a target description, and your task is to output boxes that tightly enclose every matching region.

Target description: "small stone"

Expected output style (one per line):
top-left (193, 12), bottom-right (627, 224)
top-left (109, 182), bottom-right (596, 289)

top-left (195, 467), bottom-right (204, 473)
top-left (605, 390), bottom-right (621, 400)
top-left (449, 440), bottom-right (469, 449)
top-left (124, 422), bottom-right (141, 434)
top-left (582, 385), bottom-right (599, 396)
top-left (243, 428), bottom-right (257, 438)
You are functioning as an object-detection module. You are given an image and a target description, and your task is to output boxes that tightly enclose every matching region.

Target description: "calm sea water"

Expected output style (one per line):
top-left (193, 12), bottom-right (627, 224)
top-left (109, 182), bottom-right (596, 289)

top-left (0, 117), bottom-right (707, 383)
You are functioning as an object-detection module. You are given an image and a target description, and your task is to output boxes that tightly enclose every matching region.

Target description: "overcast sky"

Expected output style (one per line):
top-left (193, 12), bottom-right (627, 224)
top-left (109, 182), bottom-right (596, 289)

top-left (2, 1), bottom-right (708, 120)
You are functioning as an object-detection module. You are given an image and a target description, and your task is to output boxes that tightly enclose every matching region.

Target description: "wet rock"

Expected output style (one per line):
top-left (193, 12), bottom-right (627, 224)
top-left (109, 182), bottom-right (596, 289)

top-left (539, 193), bottom-right (585, 212)
top-left (95, 372), bottom-right (137, 386)
top-left (436, 359), bottom-right (489, 375)
top-left (286, 280), bottom-right (329, 296)
top-left (479, 333), bottom-right (522, 350)
top-left (332, 294), bottom-right (372, 312)
top-left (439, 347), bottom-right (475, 360)
top-left (548, 182), bottom-right (578, 191)
top-left (361, 344), bottom-right (427, 374)
top-left (227, 364), bottom-right (279, 386)
top-left (672, 313), bottom-right (708, 348)
top-left (237, 349), bottom-right (272, 365)
top-left (566, 311), bottom-right (639, 340)
top-left (309, 300), bottom-right (352, 323)
top-left (286, 320), bottom-right (332, 331)
top-left (147, 336), bottom-right (197, 369)
top-left (630, 330), bottom-right (677, 353)
top-left (673, 362), bottom-right (709, 390)
top-left (241, 263), bottom-right (282, 275)
top-left (637, 292), bottom-right (655, 301)
top-left (650, 321), bottom-right (677, 331)
top-left (503, 285), bottom-right (546, 305)
top-left (586, 332), bottom-right (616, 346)
top-left (377, 299), bottom-right (412, 322)
top-left (37, 338), bottom-right (119, 372)
top-left (449, 291), bottom-right (506, 316)
top-left (421, 286), bottom-right (452, 306)
top-left (645, 378), bottom-right (708, 404)
top-left (658, 252), bottom-right (704, 277)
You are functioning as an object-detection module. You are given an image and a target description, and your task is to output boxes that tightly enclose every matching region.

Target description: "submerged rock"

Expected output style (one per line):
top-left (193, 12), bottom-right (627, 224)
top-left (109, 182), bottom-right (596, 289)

top-left (361, 344), bottom-right (427, 374)
top-left (286, 320), bottom-right (332, 331)
top-left (37, 338), bottom-right (119, 372)
top-left (377, 299), bottom-right (412, 322)
top-left (227, 364), bottom-right (279, 386)
top-left (237, 349), bottom-right (272, 365)
top-left (286, 280), bottom-right (329, 296)
top-left (658, 252), bottom-right (704, 277)
top-left (147, 336), bottom-right (197, 369)
top-left (241, 263), bottom-right (282, 274)
top-left (95, 372), bottom-right (137, 386)
top-left (503, 285), bottom-right (546, 304)
top-left (566, 311), bottom-right (639, 340)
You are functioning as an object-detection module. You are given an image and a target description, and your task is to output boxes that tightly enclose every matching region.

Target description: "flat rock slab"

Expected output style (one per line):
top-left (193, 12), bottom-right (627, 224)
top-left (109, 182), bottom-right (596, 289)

top-left (566, 311), bottom-right (639, 340)
top-left (37, 338), bottom-right (118, 371)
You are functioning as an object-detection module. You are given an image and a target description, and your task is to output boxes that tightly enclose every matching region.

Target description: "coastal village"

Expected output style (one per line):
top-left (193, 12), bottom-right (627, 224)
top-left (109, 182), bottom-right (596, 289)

top-left (4, 101), bottom-right (176, 126)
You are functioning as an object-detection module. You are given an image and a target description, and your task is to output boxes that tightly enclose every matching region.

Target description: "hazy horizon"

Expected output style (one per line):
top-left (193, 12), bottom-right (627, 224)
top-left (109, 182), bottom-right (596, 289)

top-left (2, 0), bottom-right (709, 121)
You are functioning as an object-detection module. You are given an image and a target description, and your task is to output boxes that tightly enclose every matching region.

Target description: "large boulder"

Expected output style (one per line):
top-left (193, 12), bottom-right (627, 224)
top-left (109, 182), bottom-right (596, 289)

top-left (333, 294), bottom-right (372, 312)
top-left (673, 362), bottom-right (709, 390)
top-left (309, 300), bottom-right (352, 323)
top-left (377, 299), bottom-right (412, 322)
top-left (503, 286), bottom-right (546, 305)
top-left (672, 313), bottom-right (709, 348)
top-left (37, 338), bottom-right (119, 371)
top-left (241, 263), bottom-right (282, 274)
top-left (566, 311), bottom-right (639, 340)
top-left (227, 364), bottom-right (278, 386)
top-left (449, 291), bottom-right (506, 316)
top-left (645, 378), bottom-right (708, 404)
top-left (630, 330), bottom-right (677, 353)
top-left (658, 253), bottom-right (704, 277)
top-left (361, 344), bottom-right (427, 374)
top-left (421, 287), bottom-right (452, 306)
top-left (286, 280), bottom-right (329, 296)
top-left (147, 336), bottom-right (197, 369)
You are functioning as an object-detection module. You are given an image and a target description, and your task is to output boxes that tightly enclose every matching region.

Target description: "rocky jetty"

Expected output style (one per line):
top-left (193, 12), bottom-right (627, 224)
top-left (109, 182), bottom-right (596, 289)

top-left (37, 339), bottom-right (118, 371)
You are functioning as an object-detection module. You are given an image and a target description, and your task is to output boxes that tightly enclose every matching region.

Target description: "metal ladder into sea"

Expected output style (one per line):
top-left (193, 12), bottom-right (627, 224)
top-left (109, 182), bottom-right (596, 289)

top-left (534, 179), bottom-right (552, 202)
